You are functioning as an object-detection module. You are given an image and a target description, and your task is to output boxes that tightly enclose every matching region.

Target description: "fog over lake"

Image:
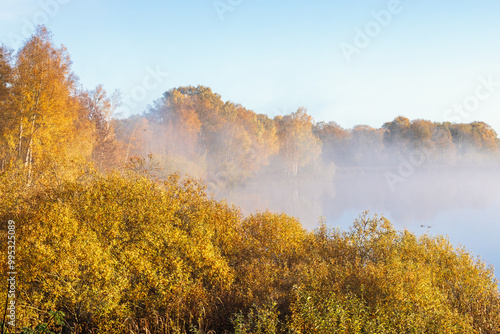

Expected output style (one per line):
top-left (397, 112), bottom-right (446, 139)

top-left (219, 166), bottom-right (500, 278)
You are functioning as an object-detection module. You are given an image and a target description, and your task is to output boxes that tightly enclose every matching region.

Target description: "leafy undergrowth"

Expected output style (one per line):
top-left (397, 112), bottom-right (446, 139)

top-left (0, 171), bottom-right (499, 333)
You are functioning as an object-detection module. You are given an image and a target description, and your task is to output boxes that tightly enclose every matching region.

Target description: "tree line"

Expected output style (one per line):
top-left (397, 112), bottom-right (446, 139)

top-left (2, 27), bottom-right (500, 191)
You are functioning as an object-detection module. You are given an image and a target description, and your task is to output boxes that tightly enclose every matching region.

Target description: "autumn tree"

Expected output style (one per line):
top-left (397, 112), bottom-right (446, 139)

top-left (145, 86), bottom-right (279, 186)
top-left (6, 26), bottom-right (94, 184)
top-left (449, 123), bottom-right (477, 155)
top-left (408, 119), bottom-right (434, 150)
top-left (275, 107), bottom-right (321, 176)
top-left (231, 212), bottom-right (310, 323)
top-left (349, 125), bottom-right (384, 165)
top-left (432, 122), bottom-right (455, 155)
top-left (0, 46), bottom-right (11, 99)
top-left (211, 103), bottom-right (279, 186)
top-left (147, 88), bottom-right (201, 157)
top-left (313, 121), bottom-right (350, 165)
top-left (113, 115), bottom-right (151, 164)
top-left (470, 121), bottom-right (498, 152)
top-left (383, 116), bottom-right (411, 153)
top-left (79, 85), bottom-right (120, 169)
top-left (0, 45), bottom-right (14, 170)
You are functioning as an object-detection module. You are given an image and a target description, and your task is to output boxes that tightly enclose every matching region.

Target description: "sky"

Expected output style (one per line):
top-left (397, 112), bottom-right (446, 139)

top-left (1, 0), bottom-right (500, 132)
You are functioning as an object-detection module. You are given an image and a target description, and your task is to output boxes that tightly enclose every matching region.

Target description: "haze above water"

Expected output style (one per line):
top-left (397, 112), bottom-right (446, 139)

top-left (219, 166), bottom-right (500, 279)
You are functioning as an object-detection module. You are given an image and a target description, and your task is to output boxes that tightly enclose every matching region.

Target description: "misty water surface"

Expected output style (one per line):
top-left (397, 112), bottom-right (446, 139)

top-left (219, 165), bottom-right (500, 279)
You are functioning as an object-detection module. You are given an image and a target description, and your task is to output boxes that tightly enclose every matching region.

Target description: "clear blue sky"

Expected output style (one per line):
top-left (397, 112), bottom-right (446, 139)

top-left (1, 0), bottom-right (500, 132)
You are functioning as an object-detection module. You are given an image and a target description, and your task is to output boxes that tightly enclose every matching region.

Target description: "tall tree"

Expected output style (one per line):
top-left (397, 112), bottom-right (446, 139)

top-left (471, 121), bottom-right (498, 152)
top-left (432, 123), bottom-right (456, 160)
top-left (149, 88), bottom-right (202, 156)
top-left (383, 116), bottom-right (411, 153)
top-left (313, 121), bottom-right (350, 165)
top-left (8, 26), bottom-right (92, 183)
top-left (275, 107), bottom-right (321, 176)
top-left (449, 123), bottom-right (475, 155)
top-left (0, 46), bottom-right (12, 104)
top-left (0, 46), bottom-right (14, 170)
top-left (409, 119), bottom-right (434, 151)
top-left (350, 125), bottom-right (384, 165)
top-left (80, 85), bottom-right (120, 169)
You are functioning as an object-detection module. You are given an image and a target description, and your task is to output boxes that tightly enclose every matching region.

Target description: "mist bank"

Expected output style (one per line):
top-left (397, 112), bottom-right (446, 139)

top-left (218, 165), bottom-right (500, 228)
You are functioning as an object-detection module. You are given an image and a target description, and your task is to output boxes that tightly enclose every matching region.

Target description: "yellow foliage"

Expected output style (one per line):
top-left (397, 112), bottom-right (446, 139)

top-left (0, 176), bottom-right (499, 333)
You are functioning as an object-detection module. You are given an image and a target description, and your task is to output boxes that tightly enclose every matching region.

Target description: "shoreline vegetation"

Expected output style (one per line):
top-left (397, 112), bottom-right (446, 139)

top-left (1, 170), bottom-right (499, 333)
top-left (0, 26), bottom-right (499, 333)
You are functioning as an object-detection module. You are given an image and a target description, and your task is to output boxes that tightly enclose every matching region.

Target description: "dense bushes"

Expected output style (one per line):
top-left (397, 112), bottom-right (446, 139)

top-left (290, 216), bottom-right (500, 333)
top-left (0, 172), bottom-right (499, 333)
